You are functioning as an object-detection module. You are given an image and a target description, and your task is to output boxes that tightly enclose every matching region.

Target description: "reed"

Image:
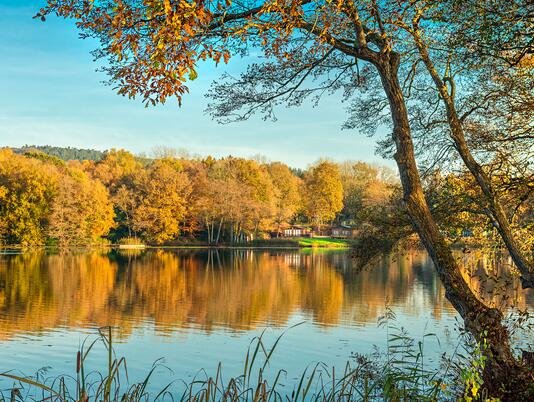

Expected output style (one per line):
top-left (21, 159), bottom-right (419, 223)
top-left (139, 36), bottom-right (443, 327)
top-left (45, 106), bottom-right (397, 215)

top-left (0, 320), bottom-right (456, 402)
top-left (118, 237), bottom-right (145, 246)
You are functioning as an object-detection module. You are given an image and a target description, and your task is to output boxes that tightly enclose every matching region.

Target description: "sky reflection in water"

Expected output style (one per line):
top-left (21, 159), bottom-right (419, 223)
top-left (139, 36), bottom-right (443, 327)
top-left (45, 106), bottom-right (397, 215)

top-left (0, 248), bottom-right (531, 390)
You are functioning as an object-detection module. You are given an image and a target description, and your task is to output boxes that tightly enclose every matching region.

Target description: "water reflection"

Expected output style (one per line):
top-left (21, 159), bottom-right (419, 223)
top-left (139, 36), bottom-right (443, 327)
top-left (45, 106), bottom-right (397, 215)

top-left (0, 249), bottom-right (532, 341)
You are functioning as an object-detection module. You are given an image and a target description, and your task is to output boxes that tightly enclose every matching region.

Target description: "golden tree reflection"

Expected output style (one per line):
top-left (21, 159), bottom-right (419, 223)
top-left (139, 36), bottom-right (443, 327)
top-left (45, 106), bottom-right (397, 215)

top-left (0, 249), bottom-right (531, 340)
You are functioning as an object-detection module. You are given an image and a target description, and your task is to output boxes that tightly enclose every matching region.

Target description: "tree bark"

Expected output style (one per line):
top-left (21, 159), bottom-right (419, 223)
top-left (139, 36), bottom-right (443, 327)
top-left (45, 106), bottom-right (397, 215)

top-left (375, 51), bottom-right (531, 399)
top-left (206, 218), bottom-right (211, 245)
top-left (215, 219), bottom-right (223, 245)
top-left (411, 28), bottom-right (534, 289)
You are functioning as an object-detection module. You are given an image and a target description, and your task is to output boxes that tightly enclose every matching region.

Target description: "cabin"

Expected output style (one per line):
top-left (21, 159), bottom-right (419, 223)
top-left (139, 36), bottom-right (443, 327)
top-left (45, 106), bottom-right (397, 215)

top-left (330, 225), bottom-right (358, 239)
top-left (281, 226), bottom-right (312, 238)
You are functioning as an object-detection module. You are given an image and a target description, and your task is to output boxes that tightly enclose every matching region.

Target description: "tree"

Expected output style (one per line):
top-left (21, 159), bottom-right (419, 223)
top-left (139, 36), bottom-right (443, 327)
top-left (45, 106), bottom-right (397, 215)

top-left (41, 0), bottom-right (533, 395)
top-left (189, 158), bottom-right (225, 244)
top-left (88, 149), bottom-right (143, 190)
top-left (338, 161), bottom-right (395, 225)
top-left (87, 149), bottom-right (144, 239)
top-left (391, 0), bottom-right (534, 287)
top-left (179, 158), bottom-right (210, 235)
top-left (205, 157), bottom-right (274, 243)
top-left (303, 161), bottom-right (343, 230)
top-left (48, 166), bottom-right (115, 246)
top-left (193, 158), bottom-right (299, 243)
top-left (0, 149), bottom-right (58, 246)
top-left (426, 167), bottom-right (533, 259)
top-left (131, 158), bottom-right (191, 244)
top-left (267, 162), bottom-right (302, 235)
top-left (0, 150), bottom-right (114, 246)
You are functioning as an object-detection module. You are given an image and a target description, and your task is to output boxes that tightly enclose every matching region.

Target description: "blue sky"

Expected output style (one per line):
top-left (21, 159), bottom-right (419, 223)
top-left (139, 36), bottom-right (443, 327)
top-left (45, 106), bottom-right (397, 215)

top-left (0, 0), bottom-right (391, 168)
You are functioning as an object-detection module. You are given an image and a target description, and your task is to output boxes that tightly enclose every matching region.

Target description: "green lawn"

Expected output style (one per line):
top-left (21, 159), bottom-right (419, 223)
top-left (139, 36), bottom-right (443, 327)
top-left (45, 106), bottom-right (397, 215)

top-left (250, 237), bottom-right (352, 248)
top-left (295, 237), bottom-right (351, 248)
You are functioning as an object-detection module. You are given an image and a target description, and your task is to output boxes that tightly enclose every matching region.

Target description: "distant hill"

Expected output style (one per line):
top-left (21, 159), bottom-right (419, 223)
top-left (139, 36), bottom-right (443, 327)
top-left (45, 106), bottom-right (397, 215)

top-left (12, 145), bottom-right (105, 162)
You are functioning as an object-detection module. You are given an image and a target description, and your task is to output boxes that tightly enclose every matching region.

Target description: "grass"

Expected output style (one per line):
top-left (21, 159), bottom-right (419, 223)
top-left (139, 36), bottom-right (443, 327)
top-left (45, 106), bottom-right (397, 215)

top-left (251, 237), bottom-right (352, 248)
top-left (0, 311), bottom-right (466, 401)
top-left (118, 237), bottom-right (146, 247)
top-left (295, 237), bottom-right (351, 248)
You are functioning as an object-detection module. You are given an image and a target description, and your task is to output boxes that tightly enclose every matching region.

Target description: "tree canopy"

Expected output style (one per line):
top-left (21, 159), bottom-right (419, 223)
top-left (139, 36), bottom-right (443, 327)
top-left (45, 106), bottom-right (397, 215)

top-left (0, 148), bottom-right (400, 245)
top-left (13, 145), bottom-right (105, 162)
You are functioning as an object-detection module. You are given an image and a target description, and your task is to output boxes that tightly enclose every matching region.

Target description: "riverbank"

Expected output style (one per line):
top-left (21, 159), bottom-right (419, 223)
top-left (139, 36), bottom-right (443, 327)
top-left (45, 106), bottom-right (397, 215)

top-left (150, 237), bottom-right (353, 249)
top-left (1, 237), bottom-right (354, 250)
top-left (251, 237), bottom-right (353, 248)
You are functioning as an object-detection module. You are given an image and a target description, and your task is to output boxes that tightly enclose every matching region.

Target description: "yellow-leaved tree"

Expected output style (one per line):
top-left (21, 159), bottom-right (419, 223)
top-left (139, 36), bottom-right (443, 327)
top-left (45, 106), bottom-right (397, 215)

top-left (131, 158), bottom-right (191, 244)
top-left (0, 149), bottom-right (58, 246)
top-left (47, 165), bottom-right (115, 246)
top-left (303, 161), bottom-right (343, 231)
top-left (267, 162), bottom-right (302, 236)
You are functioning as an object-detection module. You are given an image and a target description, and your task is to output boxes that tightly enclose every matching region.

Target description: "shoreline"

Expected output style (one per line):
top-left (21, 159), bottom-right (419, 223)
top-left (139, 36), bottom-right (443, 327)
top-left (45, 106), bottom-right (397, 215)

top-left (0, 244), bottom-right (352, 254)
top-left (0, 239), bottom-right (504, 253)
top-left (0, 237), bottom-right (356, 251)
top-left (0, 244), bottom-right (352, 252)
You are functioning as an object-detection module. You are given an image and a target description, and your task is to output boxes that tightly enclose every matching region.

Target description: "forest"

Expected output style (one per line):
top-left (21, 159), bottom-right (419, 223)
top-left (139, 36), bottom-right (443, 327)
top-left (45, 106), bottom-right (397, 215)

top-left (0, 147), bottom-right (394, 246)
top-left (12, 145), bottom-right (106, 162)
top-left (1, 146), bottom-right (531, 255)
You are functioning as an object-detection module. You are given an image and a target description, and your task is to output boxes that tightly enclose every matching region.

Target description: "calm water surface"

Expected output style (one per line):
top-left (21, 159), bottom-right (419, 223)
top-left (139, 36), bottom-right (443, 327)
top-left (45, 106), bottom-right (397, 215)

top-left (0, 248), bottom-right (532, 393)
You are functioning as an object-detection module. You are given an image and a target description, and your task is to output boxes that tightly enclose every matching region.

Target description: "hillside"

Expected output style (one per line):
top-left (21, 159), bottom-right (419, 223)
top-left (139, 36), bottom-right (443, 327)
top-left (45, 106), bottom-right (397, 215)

top-left (12, 145), bottom-right (105, 162)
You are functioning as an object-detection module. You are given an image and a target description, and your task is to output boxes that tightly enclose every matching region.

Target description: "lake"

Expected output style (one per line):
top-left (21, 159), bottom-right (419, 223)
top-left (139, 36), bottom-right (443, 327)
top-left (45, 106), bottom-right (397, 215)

top-left (0, 248), bottom-right (532, 395)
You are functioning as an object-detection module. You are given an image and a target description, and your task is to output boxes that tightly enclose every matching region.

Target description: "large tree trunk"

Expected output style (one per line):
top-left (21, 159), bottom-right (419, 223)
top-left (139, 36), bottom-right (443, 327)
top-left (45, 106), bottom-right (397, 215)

top-left (376, 52), bottom-right (532, 399)
top-left (411, 29), bottom-right (534, 289)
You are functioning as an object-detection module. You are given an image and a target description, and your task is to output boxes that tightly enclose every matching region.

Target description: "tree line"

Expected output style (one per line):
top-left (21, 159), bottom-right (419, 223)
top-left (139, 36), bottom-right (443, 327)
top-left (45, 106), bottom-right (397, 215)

top-left (13, 145), bottom-right (105, 162)
top-left (0, 148), bottom-right (397, 246)
top-left (2, 147), bottom-right (529, 254)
